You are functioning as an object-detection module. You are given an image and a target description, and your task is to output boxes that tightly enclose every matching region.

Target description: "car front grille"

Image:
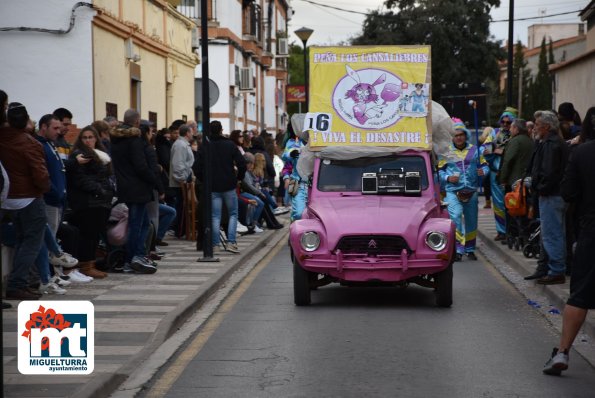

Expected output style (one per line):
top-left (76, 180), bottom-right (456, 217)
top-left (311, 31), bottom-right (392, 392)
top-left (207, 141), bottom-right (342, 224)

top-left (335, 235), bottom-right (411, 255)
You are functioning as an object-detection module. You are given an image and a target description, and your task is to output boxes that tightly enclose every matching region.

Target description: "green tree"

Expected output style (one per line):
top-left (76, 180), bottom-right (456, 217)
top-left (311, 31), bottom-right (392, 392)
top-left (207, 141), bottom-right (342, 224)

top-left (287, 43), bottom-right (305, 115)
top-left (530, 37), bottom-right (552, 111)
top-left (288, 43), bottom-right (305, 85)
top-left (352, 0), bottom-right (504, 103)
top-left (548, 38), bottom-right (555, 65)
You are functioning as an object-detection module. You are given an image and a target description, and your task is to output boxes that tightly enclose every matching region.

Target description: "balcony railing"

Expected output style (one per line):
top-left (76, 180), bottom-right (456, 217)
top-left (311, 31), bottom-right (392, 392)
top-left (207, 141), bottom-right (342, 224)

top-left (177, 0), bottom-right (217, 21)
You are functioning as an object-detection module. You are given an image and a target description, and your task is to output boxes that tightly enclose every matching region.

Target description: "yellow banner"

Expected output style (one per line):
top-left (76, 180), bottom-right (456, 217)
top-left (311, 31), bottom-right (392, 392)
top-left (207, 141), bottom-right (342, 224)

top-left (307, 45), bottom-right (432, 149)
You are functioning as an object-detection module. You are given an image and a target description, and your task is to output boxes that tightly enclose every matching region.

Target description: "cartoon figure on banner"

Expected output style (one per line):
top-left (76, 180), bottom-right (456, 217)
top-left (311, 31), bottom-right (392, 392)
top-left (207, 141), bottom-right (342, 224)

top-left (334, 65), bottom-right (407, 130)
top-left (410, 83), bottom-right (427, 113)
top-left (344, 65), bottom-right (394, 125)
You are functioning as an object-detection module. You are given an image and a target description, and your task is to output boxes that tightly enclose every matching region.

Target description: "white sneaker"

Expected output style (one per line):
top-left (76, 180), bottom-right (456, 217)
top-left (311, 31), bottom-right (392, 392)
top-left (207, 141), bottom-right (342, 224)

top-left (67, 269), bottom-right (93, 283)
top-left (226, 242), bottom-right (240, 254)
top-left (49, 252), bottom-right (78, 268)
top-left (236, 223), bottom-right (248, 233)
top-left (254, 225), bottom-right (264, 233)
top-left (273, 207), bottom-right (288, 215)
top-left (39, 282), bottom-right (66, 295)
top-left (51, 275), bottom-right (71, 287)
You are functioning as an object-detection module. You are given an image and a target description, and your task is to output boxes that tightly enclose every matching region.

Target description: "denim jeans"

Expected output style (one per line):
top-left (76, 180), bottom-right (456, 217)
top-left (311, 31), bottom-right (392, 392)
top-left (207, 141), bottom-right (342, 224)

top-left (157, 203), bottom-right (177, 240)
top-left (7, 198), bottom-right (47, 290)
top-left (126, 202), bottom-right (150, 262)
top-left (45, 205), bottom-right (62, 235)
top-left (212, 190), bottom-right (238, 245)
top-left (34, 225), bottom-right (63, 284)
top-left (261, 189), bottom-right (277, 209)
top-left (240, 193), bottom-right (264, 226)
top-left (290, 182), bottom-right (308, 221)
top-left (539, 195), bottom-right (566, 275)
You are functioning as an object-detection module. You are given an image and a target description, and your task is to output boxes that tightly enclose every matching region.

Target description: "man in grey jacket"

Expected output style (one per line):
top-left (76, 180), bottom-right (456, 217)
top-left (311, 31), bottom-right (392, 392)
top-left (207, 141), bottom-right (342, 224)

top-left (169, 124), bottom-right (194, 237)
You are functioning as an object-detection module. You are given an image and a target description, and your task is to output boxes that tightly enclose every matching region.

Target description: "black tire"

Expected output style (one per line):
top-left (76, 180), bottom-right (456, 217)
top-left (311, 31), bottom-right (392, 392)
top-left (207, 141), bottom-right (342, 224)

top-left (293, 257), bottom-right (312, 306)
top-left (434, 263), bottom-right (453, 308)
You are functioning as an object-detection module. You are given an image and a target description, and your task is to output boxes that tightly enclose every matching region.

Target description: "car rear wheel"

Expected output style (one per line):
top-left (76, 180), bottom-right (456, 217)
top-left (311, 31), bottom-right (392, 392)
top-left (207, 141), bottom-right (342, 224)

top-left (434, 262), bottom-right (453, 308)
top-left (293, 258), bottom-right (312, 306)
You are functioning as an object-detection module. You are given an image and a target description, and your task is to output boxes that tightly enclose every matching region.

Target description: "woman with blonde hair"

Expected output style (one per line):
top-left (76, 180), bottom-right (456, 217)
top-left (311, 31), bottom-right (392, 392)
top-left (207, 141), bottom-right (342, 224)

top-left (254, 153), bottom-right (286, 214)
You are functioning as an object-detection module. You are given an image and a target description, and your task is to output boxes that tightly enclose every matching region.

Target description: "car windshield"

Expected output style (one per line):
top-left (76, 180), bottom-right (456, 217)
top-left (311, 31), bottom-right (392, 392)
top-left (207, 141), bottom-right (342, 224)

top-left (317, 155), bottom-right (429, 192)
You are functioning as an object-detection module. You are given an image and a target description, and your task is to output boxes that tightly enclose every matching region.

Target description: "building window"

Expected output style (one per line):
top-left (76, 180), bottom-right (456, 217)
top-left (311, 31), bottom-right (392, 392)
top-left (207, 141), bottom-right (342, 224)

top-left (182, 115), bottom-right (188, 122)
top-left (149, 111), bottom-right (157, 127)
top-left (106, 102), bottom-right (118, 119)
top-left (243, 1), bottom-right (261, 41)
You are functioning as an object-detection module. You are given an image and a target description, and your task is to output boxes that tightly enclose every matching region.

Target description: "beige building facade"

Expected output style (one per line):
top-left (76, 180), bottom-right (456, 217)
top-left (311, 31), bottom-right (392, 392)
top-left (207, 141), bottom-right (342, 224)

top-left (0, 0), bottom-right (197, 130)
top-left (550, 1), bottom-right (595, 118)
top-left (93, 0), bottom-right (198, 127)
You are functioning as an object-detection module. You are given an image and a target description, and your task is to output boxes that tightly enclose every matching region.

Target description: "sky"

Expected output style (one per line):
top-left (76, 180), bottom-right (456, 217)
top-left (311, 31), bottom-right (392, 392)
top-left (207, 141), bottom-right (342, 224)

top-left (288, 0), bottom-right (590, 46)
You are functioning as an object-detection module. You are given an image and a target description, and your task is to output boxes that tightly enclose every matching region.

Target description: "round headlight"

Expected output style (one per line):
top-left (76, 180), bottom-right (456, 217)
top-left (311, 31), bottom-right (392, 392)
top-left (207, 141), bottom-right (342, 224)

top-left (300, 231), bottom-right (320, 252)
top-left (426, 231), bottom-right (447, 251)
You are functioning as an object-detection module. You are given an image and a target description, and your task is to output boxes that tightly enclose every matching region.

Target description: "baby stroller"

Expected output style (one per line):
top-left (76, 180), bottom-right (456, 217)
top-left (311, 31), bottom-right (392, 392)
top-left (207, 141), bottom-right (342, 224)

top-left (505, 177), bottom-right (533, 251)
top-left (522, 220), bottom-right (541, 258)
top-left (100, 203), bottom-right (155, 272)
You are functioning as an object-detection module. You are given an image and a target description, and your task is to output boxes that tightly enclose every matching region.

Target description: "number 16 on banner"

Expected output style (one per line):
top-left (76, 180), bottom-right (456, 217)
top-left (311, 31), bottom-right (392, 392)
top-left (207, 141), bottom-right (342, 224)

top-left (303, 112), bottom-right (332, 133)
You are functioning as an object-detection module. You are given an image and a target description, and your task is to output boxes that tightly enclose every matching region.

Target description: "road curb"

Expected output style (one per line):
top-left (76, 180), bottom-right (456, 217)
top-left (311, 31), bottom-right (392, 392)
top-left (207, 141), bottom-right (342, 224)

top-left (74, 228), bottom-right (289, 398)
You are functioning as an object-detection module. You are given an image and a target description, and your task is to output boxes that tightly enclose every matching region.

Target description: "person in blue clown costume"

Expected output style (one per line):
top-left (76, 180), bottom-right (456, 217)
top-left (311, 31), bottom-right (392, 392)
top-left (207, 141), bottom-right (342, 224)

top-left (482, 107), bottom-right (517, 241)
top-left (282, 116), bottom-right (307, 221)
top-left (439, 118), bottom-right (489, 261)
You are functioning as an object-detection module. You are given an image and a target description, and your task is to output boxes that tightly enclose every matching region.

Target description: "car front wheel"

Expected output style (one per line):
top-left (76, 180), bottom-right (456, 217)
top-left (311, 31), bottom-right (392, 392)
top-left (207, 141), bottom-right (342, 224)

top-left (434, 262), bottom-right (453, 308)
top-left (293, 257), bottom-right (312, 306)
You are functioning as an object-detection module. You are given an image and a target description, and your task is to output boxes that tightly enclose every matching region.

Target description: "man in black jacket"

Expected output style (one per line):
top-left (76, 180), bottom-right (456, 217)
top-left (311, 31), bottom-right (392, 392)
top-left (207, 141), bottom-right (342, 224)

top-left (110, 109), bottom-right (158, 274)
top-left (543, 108), bottom-right (595, 375)
top-left (530, 110), bottom-right (569, 285)
top-left (205, 120), bottom-right (246, 253)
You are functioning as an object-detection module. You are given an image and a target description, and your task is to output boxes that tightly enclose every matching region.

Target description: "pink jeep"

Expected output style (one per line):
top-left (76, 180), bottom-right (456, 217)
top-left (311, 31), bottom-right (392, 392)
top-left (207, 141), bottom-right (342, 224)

top-left (289, 149), bottom-right (455, 307)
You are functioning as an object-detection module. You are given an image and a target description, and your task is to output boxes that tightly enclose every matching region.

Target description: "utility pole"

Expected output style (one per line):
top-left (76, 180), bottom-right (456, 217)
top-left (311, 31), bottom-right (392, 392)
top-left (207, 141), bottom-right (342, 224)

top-left (197, 0), bottom-right (218, 263)
top-left (518, 67), bottom-right (523, 116)
top-left (506, 0), bottom-right (514, 106)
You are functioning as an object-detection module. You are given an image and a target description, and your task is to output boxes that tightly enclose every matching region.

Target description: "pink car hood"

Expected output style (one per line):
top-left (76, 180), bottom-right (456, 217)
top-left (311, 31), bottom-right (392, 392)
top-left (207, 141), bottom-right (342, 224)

top-left (307, 195), bottom-right (438, 248)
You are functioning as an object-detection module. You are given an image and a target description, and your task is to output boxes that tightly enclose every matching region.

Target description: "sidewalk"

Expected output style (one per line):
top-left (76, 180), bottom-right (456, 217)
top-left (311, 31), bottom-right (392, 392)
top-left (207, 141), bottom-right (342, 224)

top-left (2, 217), bottom-right (289, 398)
top-left (476, 196), bottom-right (595, 343)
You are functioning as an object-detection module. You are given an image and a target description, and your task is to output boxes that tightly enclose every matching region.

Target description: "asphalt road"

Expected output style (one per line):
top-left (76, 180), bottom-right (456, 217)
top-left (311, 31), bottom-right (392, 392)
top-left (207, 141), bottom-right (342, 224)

top-left (143, 245), bottom-right (595, 398)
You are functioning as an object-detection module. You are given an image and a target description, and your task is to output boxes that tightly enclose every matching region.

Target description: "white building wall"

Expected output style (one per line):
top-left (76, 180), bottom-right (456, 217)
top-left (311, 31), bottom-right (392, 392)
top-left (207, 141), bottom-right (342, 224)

top-left (553, 58), bottom-right (595, 118)
top-left (0, 0), bottom-right (95, 124)
top-left (216, 0), bottom-right (242, 38)
top-left (197, 45), bottom-right (230, 114)
top-left (525, 39), bottom-right (586, 78)
top-left (195, 44), bottom-right (231, 130)
top-left (264, 75), bottom-right (276, 129)
top-left (528, 24), bottom-right (585, 49)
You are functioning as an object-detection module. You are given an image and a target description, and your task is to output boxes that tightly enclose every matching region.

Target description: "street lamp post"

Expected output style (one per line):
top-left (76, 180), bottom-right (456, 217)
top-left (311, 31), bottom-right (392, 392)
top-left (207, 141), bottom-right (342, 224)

top-left (294, 27), bottom-right (314, 111)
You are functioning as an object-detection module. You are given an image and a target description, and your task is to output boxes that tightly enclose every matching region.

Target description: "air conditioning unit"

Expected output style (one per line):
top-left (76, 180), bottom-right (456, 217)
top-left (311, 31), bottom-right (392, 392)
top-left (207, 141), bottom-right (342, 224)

top-left (125, 38), bottom-right (141, 62)
top-left (277, 38), bottom-right (289, 56)
top-left (191, 27), bottom-right (200, 50)
top-left (239, 67), bottom-right (254, 91)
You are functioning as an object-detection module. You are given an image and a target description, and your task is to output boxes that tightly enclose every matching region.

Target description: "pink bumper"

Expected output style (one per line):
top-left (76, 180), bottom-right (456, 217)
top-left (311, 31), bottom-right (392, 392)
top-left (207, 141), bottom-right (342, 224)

top-left (294, 251), bottom-right (451, 282)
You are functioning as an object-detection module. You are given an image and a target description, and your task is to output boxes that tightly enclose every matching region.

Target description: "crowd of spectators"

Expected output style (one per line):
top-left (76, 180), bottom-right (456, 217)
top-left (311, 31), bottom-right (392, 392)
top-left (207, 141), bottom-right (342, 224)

top-left (0, 89), bottom-right (289, 301)
top-left (440, 102), bottom-right (595, 376)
